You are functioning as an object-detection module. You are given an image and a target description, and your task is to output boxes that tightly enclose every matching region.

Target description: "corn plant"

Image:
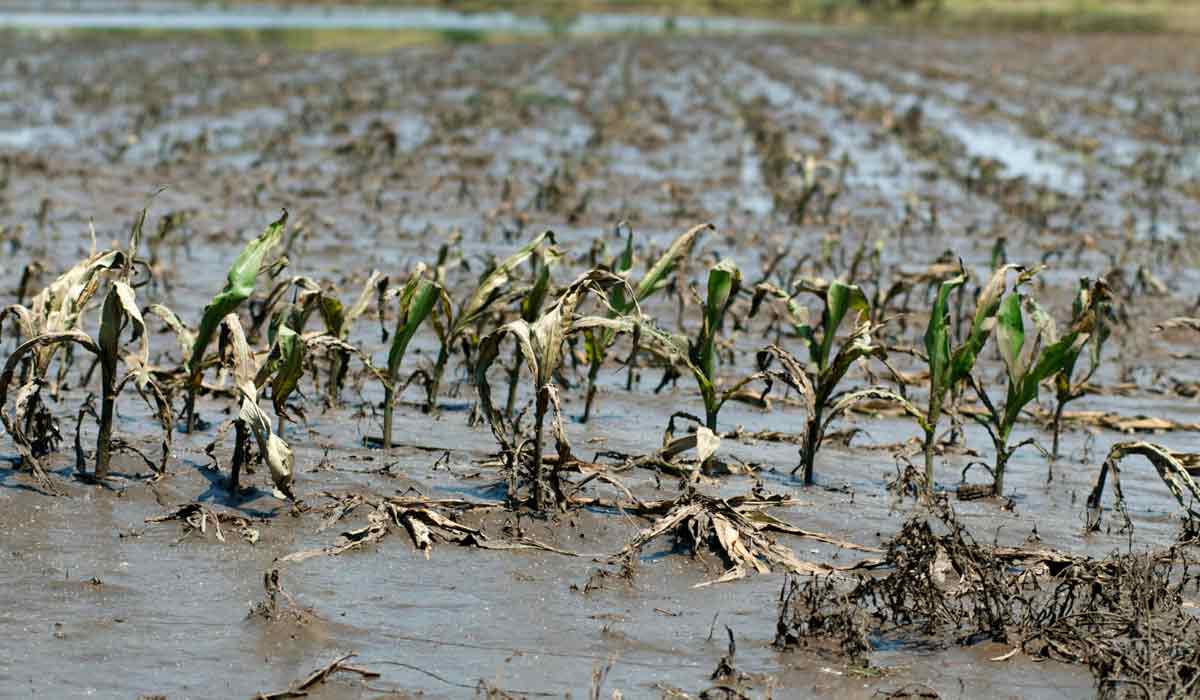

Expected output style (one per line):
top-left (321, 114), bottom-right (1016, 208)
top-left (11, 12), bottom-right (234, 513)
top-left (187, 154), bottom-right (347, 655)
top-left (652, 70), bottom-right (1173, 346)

top-left (690, 259), bottom-right (742, 430)
top-left (213, 314), bottom-right (295, 499)
top-left (257, 322), bottom-right (305, 437)
top-left (94, 256), bottom-right (160, 480)
top-left (967, 284), bottom-right (1099, 497)
top-left (921, 264), bottom-right (1026, 495)
top-left (382, 268), bottom-right (443, 449)
top-left (786, 154), bottom-right (841, 225)
top-left (1, 331), bottom-right (100, 491)
top-left (184, 211), bottom-right (287, 432)
top-left (634, 259), bottom-right (765, 433)
top-left (2, 252), bottom-right (121, 375)
top-left (505, 250), bottom-right (553, 417)
top-left (1, 247), bottom-right (124, 468)
top-left (315, 271), bottom-right (386, 404)
top-left (580, 222), bottom-right (708, 422)
top-left (754, 280), bottom-right (923, 485)
top-left (475, 270), bottom-right (632, 510)
top-left (427, 230), bottom-right (555, 413)
top-left (1049, 278), bottom-right (1111, 463)
top-left (0, 210), bottom-right (171, 489)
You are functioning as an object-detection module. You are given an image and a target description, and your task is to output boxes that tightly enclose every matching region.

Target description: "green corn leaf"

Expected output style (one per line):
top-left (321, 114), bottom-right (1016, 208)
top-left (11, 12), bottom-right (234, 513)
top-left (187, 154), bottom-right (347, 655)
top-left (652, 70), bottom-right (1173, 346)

top-left (630, 222), bottom-right (711, 308)
top-left (923, 272), bottom-right (967, 393)
top-left (816, 280), bottom-right (869, 372)
top-left (616, 222), bottom-right (635, 273)
top-left (319, 295), bottom-right (346, 339)
top-left (995, 292), bottom-right (1026, 386)
top-left (388, 277), bottom-right (441, 381)
top-left (187, 211), bottom-right (287, 382)
top-left (1006, 331), bottom-right (1088, 429)
top-left (261, 326), bottom-right (304, 419)
top-left (520, 254), bottom-right (552, 323)
top-left (697, 259), bottom-right (741, 384)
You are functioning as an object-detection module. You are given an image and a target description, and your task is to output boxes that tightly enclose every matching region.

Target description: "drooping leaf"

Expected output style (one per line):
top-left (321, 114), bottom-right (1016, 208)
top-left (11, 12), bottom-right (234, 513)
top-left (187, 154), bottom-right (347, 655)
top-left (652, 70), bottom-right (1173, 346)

top-left (258, 326), bottom-right (305, 419)
top-left (239, 393), bottom-right (294, 500)
top-left (820, 321), bottom-right (884, 404)
top-left (452, 230), bottom-right (554, 339)
top-left (217, 313), bottom-right (294, 499)
top-left (144, 303), bottom-right (195, 358)
top-left (1008, 331), bottom-right (1088, 425)
top-left (475, 270), bottom-right (632, 436)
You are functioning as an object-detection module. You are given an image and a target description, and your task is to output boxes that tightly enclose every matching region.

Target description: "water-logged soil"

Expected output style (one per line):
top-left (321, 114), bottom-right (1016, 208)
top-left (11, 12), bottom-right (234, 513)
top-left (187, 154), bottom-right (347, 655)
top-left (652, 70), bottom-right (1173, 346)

top-left (2, 23), bottom-right (1200, 699)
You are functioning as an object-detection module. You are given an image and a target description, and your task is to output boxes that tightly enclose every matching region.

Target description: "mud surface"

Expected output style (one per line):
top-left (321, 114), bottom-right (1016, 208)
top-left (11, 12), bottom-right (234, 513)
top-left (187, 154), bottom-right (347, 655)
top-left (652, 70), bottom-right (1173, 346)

top-left (1, 26), bottom-right (1199, 699)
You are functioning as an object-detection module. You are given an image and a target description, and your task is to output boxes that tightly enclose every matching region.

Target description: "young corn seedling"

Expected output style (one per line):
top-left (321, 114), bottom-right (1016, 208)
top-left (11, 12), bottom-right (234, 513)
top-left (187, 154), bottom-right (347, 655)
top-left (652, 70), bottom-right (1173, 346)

top-left (504, 249), bottom-right (553, 418)
top-left (1049, 278), bottom-right (1111, 464)
top-left (251, 271), bottom-right (386, 408)
top-left (921, 264), bottom-right (1026, 495)
top-left (1, 249), bottom-right (124, 470)
top-left (315, 271), bottom-right (387, 404)
top-left (382, 267), bottom-right (443, 449)
top-left (184, 211), bottom-right (287, 432)
top-left (0, 210), bottom-right (171, 488)
top-left (581, 222), bottom-right (709, 422)
top-left (753, 280), bottom-right (923, 485)
top-left (258, 321), bottom-right (306, 437)
top-left (692, 259), bottom-right (743, 431)
top-left (93, 219), bottom-right (170, 480)
top-left (637, 259), bottom-right (765, 434)
top-left (212, 314), bottom-right (296, 499)
top-left (967, 283), bottom-right (1098, 497)
top-left (426, 230), bottom-right (555, 413)
top-left (475, 270), bottom-right (632, 510)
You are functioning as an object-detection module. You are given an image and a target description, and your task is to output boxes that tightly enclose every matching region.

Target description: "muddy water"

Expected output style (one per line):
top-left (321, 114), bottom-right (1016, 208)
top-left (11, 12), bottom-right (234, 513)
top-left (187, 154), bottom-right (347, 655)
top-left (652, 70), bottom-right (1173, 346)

top-left (1, 24), bottom-right (1199, 700)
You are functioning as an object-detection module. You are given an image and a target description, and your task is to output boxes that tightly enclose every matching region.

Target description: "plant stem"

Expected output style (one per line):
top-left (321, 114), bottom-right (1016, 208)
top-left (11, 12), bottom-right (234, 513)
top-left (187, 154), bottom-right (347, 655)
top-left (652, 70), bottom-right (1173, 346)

top-left (993, 449), bottom-right (1008, 497)
top-left (184, 387), bottom-right (196, 434)
top-left (382, 383), bottom-right (396, 449)
top-left (95, 367), bottom-right (115, 480)
top-left (425, 343), bottom-right (449, 414)
top-left (532, 387), bottom-right (548, 510)
top-left (230, 419), bottom-right (247, 495)
top-left (581, 359), bottom-right (600, 423)
top-left (327, 350), bottom-right (346, 405)
top-left (923, 427), bottom-right (936, 496)
top-left (799, 412), bottom-right (821, 486)
top-left (1051, 399), bottom-right (1066, 465)
top-left (505, 354), bottom-right (521, 418)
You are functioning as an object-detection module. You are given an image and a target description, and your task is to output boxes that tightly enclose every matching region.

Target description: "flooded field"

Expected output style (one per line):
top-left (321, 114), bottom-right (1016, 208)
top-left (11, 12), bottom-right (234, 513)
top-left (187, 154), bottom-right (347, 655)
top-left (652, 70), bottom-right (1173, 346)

top-left (2, 20), bottom-right (1200, 700)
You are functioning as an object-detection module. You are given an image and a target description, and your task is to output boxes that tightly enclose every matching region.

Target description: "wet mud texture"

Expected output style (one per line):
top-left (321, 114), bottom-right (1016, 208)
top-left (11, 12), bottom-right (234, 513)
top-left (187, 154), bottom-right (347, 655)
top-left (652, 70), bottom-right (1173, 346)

top-left (1, 29), bottom-right (1200, 699)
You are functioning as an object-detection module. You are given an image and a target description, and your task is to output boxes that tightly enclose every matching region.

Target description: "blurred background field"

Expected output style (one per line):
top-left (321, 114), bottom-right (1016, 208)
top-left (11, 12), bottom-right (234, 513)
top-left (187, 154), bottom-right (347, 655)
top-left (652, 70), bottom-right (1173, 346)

top-left (215, 0), bottom-right (1200, 33)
